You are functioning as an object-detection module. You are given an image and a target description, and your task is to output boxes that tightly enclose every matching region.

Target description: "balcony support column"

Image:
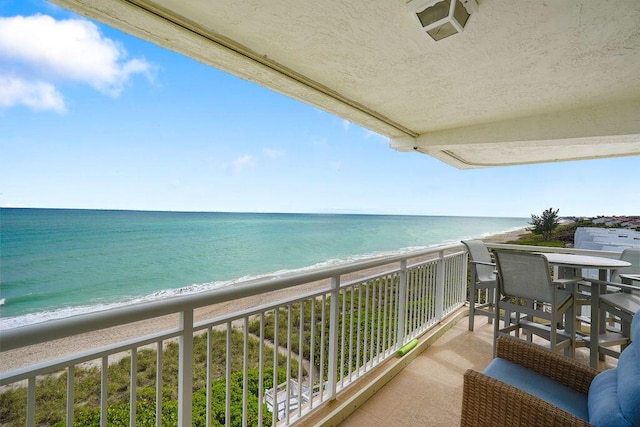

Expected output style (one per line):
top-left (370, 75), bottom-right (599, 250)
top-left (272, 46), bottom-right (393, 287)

top-left (178, 309), bottom-right (194, 427)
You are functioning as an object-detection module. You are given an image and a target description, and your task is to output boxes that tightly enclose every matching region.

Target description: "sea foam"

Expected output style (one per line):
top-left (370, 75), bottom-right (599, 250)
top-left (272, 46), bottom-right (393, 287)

top-left (0, 244), bottom-right (435, 330)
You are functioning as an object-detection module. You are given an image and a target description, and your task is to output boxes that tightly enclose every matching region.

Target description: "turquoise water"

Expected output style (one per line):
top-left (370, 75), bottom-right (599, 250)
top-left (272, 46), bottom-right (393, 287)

top-left (0, 208), bottom-right (527, 328)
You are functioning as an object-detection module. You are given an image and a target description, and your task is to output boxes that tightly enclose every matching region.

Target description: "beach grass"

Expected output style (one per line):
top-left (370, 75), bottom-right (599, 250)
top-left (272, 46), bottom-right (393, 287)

top-left (0, 329), bottom-right (295, 426)
top-left (247, 274), bottom-right (440, 380)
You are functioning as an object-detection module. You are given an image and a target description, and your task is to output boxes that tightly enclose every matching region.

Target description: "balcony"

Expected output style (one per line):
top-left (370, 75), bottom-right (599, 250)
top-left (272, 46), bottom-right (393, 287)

top-left (0, 243), bottom-right (621, 426)
top-left (335, 312), bottom-right (615, 426)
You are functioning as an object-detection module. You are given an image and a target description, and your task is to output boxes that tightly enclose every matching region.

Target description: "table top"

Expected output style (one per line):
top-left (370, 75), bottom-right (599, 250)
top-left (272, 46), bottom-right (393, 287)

top-left (540, 252), bottom-right (632, 269)
top-left (620, 273), bottom-right (640, 282)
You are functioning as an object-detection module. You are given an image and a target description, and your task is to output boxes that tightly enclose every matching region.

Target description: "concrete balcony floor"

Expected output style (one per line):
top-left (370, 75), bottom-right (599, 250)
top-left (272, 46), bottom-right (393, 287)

top-left (333, 313), bottom-right (615, 427)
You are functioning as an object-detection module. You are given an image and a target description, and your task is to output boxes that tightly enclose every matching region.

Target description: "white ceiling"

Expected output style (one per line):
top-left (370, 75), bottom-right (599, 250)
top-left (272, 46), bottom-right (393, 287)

top-left (52, 0), bottom-right (640, 168)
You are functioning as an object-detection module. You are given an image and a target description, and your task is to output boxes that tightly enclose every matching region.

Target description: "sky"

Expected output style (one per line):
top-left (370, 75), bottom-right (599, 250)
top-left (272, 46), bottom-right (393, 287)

top-left (1, 1), bottom-right (639, 219)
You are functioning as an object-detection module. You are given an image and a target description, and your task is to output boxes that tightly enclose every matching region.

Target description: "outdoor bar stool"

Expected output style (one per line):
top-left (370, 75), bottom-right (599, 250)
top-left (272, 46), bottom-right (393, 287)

top-left (493, 250), bottom-right (579, 357)
top-left (587, 248), bottom-right (640, 365)
top-left (462, 240), bottom-right (496, 331)
top-left (586, 276), bottom-right (640, 366)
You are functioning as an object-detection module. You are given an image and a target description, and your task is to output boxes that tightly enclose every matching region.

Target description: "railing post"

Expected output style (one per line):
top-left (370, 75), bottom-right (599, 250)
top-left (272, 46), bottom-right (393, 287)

top-left (462, 251), bottom-right (469, 307)
top-left (327, 276), bottom-right (340, 399)
top-left (27, 377), bottom-right (35, 427)
top-left (396, 260), bottom-right (407, 347)
top-left (178, 309), bottom-right (194, 427)
top-left (436, 250), bottom-right (445, 321)
top-left (67, 365), bottom-right (75, 427)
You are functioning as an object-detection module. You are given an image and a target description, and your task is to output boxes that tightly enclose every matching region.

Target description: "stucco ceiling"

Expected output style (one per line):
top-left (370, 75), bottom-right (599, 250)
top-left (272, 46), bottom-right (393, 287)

top-left (52, 0), bottom-right (640, 168)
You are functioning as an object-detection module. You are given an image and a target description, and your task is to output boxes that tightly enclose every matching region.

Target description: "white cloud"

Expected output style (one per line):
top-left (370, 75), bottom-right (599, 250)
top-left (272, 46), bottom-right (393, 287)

top-left (363, 129), bottom-right (389, 144)
top-left (263, 148), bottom-right (284, 159)
top-left (0, 14), bottom-right (154, 111)
top-left (342, 119), bottom-right (351, 132)
top-left (231, 154), bottom-right (256, 174)
top-left (0, 76), bottom-right (66, 112)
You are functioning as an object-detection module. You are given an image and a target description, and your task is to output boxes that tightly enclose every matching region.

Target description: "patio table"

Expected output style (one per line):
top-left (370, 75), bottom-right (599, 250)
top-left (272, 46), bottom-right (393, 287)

top-left (539, 253), bottom-right (631, 367)
top-left (540, 253), bottom-right (630, 281)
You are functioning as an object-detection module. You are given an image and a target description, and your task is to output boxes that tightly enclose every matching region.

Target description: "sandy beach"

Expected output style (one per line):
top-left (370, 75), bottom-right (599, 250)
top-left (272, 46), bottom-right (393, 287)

top-left (0, 228), bottom-right (528, 374)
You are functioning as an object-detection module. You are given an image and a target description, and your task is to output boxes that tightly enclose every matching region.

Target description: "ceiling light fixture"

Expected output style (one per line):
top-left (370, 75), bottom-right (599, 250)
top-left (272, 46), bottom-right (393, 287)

top-left (408, 0), bottom-right (477, 41)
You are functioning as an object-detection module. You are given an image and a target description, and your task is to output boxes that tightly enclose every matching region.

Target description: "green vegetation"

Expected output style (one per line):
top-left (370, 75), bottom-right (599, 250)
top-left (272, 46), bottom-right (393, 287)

top-left (248, 286), bottom-right (392, 379)
top-left (528, 208), bottom-right (560, 241)
top-left (0, 329), bottom-right (294, 427)
top-left (248, 270), bottom-right (436, 379)
top-left (59, 369), bottom-right (286, 427)
top-left (508, 217), bottom-right (597, 248)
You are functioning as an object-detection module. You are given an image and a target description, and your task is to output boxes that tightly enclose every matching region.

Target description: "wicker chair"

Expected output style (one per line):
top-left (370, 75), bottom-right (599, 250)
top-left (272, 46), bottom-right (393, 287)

top-left (461, 336), bottom-right (596, 426)
top-left (461, 310), bottom-right (640, 427)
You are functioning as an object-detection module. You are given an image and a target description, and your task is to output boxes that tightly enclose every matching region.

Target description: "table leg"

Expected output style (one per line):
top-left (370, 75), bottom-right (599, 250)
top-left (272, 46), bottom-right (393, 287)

top-left (590, 280), bottom-right (601, 368)
top-left (557, 267), bottom-right (577, 357)
top-left (563, 281), bottom-right (576, 358)
top-left (598, 269), bottom-right (609, 362)
top-left (589, 269), bottom-right (610, 368)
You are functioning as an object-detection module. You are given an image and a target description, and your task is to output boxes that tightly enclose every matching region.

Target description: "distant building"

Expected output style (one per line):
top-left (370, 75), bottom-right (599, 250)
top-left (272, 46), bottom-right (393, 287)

top-left (574, 227), bottom-right (640, 252)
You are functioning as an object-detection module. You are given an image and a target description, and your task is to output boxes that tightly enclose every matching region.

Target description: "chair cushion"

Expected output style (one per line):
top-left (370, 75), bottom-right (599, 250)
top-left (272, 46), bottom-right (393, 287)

top-left (588, 311), bottom-right (640, 427)
top-left (483, 357), bottom-right (589, 421)
top-left (633, 309), bottom-right (640, 344)
top-left (617, 342), bottom-right (640, 425)
top-left (588, 369), bottom-right (635, 427)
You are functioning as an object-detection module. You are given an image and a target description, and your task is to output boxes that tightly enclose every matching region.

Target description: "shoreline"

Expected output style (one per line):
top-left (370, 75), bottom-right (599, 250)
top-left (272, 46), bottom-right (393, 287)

top-left (481, 227), bottom-right (528, 243)
top-left (0, 227), bottom-right (528, 374)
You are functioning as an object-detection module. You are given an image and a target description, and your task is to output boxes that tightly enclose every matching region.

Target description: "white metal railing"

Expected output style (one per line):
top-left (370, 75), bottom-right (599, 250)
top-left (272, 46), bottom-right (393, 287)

top-left (0, 244), bottom-right (468, 427)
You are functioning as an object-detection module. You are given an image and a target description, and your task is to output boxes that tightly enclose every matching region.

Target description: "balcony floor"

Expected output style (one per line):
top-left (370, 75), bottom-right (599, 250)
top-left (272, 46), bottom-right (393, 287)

top-left (335, 314), bottom-right (615, 427)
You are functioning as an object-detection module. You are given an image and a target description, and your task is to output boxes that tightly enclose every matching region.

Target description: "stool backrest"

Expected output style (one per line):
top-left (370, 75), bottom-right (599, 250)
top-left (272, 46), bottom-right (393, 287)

top-left (611, 248), bottom-right (640, 283)
top-left (462, 239), bottom-right (495, 283)
top-left (493, 250), bottom-right (553, 303)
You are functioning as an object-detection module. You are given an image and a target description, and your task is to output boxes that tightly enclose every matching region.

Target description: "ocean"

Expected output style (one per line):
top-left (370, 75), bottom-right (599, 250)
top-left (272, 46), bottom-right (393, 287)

top-left (0, 208), bottom-right (528, 329)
